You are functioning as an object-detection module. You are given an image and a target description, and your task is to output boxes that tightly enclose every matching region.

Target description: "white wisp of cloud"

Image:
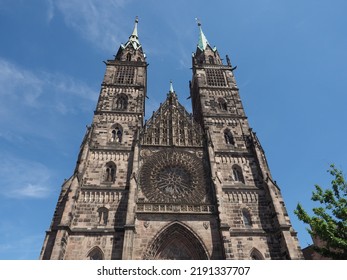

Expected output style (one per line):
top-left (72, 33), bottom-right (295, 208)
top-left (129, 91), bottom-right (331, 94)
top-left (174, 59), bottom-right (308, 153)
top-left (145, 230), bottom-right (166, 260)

top-left (0, 153), bottom-right (52, 199)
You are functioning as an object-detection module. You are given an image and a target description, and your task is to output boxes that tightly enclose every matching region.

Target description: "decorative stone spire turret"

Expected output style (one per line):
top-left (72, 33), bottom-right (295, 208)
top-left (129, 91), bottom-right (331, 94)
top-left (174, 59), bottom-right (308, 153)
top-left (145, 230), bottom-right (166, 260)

top-left (115, 16), bottom-right (145, 61)
top-left (123, 16), bottom-right (141, 50)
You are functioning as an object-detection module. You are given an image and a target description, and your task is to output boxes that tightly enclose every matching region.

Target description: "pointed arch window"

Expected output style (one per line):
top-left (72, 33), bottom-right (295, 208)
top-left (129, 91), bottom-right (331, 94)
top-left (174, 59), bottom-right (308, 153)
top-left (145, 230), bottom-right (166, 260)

top-left (224, 129), bottom-right (235, 145)
top-left (110, 124), bottom-right (123, 143)
top-left (144, 222), bottom-right (208, 260)
top-left (208, 55), bottom-right (214, 64)
top-left (87, 247), bottom-right (104, 260)
top-left (114, 94), bottom-right (128, 110)
top-left (232, 164), bottom-right (245, 184)
top-left (218, 97), bottom-right (228, 111)
top-left (104, 162), bottom-right (116, 183)
top-left (250, 248), bottom-right (263, 260)
top-left (126, 53), bottom-right (132, 61)
top-left (97, 207), bottom-right (109, 225)
top-left (242, 209), bottom-right (252, 227)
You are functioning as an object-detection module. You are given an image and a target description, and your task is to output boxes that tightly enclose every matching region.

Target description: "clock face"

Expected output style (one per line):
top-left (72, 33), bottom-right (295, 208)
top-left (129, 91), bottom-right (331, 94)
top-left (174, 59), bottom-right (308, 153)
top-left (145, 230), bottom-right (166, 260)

top-left (139, 150), bottom-right (206, 203)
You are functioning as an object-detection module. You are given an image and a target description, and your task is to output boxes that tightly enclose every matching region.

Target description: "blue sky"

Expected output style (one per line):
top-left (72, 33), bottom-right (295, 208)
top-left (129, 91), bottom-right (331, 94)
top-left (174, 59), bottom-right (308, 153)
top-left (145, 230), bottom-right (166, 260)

top-left (0, 0), bottom-right (346, 259)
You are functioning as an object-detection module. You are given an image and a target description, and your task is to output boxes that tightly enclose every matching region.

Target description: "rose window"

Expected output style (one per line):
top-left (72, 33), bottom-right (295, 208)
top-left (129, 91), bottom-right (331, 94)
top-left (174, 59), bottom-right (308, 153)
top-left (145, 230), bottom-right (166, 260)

top-left (139, 150), bottom-right (206, 203)
top-left (156, 166), bottom-right (191, 198)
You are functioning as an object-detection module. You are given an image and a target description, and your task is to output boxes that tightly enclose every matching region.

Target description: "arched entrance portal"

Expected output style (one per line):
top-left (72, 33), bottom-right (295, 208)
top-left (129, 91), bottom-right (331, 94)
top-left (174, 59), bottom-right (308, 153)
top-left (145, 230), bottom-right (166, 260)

top-left (143, 222), bottom-right (209, 260)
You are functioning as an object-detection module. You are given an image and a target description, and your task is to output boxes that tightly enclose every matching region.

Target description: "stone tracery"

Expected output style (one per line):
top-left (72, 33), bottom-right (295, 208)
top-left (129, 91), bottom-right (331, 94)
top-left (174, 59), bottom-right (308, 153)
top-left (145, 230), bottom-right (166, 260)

top-left (140, 150), bottom-right (207, 203)
top-left (141, 91), bottom-right (203, 147)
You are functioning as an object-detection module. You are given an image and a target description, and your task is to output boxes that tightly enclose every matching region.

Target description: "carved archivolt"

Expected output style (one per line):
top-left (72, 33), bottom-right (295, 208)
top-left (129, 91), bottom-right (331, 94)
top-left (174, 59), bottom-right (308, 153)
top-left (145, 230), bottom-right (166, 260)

top-left (139, 150), bottom-right (207, 203)
top-left (143, 222), bottom-right (209, 260)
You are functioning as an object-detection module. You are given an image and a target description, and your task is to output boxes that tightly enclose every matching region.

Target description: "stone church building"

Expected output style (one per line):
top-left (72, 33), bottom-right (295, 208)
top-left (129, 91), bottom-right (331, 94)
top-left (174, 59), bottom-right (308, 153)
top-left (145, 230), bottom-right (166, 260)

top-left (40, 18), bottom-right (303, 260)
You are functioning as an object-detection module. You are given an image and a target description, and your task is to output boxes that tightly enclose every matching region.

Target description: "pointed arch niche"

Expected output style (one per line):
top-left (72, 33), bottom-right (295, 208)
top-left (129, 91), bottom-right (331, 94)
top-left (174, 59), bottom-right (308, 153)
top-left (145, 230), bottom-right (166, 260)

top-left (104, 161), bottom-right (116, 183)
top-left (87, 246), bottom-right (104, 260)
top-left (224, 128), bottom-right (235, 145)
top-left (109, 123), bottom-right (123, 143)
top-left (143, 222), bottom-right (209, 260)
top-left (114, 94), bottom-right (128, 110)
top-left (232, 164), bottom-right (245, 184)
top-left (241, 208), bottom-right (252, 227)
top-left (250, 248), bottom-right (264, 260)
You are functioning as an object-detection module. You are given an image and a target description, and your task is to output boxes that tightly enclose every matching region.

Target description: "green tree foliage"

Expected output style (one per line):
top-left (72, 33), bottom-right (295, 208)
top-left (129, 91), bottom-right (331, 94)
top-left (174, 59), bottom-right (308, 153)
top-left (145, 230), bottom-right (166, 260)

top-left (295, 165), bottom-right (347, 259)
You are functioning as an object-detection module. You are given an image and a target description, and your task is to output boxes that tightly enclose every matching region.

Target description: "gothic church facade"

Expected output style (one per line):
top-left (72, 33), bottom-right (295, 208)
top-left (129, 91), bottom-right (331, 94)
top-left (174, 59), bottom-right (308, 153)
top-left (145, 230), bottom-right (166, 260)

top-left (40, 18), bottom-right (303, 260)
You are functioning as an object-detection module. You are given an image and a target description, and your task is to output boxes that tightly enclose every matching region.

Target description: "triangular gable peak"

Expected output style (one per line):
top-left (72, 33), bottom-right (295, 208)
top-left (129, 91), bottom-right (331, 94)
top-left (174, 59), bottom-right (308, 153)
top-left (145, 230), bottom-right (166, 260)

top-left (141, 87), bottom-right (203, 147)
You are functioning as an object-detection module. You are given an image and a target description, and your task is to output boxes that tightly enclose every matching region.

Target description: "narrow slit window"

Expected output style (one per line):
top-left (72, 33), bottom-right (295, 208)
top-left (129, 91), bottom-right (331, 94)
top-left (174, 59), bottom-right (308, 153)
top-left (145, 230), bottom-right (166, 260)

top-left (232, 165), bottom-right (245, 183)
top-left (224, 129), bottom-right (235, 145)
top-left (218, 97), bottom-right (228, 111)
top-left (242, 209), bottom-right (252, 227)
top-left (98, 207), bottom-right (109, 225)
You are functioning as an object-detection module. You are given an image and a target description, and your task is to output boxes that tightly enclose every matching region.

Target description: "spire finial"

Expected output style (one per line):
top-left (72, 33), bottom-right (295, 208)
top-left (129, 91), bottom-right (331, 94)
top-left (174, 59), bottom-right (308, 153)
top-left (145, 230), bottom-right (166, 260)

top-left (131, 16), bottom-right (139, 38)
top-left (169, 80), bottom-right (174, 93)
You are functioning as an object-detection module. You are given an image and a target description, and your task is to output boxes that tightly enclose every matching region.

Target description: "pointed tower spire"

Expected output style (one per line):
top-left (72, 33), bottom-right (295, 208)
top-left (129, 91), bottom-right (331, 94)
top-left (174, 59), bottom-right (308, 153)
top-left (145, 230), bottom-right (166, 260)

top-left (122, 16), bottom-right (142, 50)
top-left (129, 16), bottom-right (140, 47)
top-left (193, 18), bottom-right (219, 65)
top-left (196, 19), bottom-right (209, 51)
top-left (115, 16), bottom-right (145, 61)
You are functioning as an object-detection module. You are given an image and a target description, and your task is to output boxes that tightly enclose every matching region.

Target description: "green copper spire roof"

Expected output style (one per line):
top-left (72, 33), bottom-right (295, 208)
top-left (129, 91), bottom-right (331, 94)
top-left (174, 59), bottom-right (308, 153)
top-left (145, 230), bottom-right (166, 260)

top-left (197, 19), bottom-right (209, 51)
top-left (122, 17), bottom-right (142, 50)
top-left (196, 19), bottom-right (217, 52)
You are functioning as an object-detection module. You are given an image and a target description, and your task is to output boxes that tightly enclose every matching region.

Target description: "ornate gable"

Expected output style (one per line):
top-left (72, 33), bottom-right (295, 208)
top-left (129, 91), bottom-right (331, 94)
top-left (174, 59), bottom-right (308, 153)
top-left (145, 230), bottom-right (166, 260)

top-left (141, 89), bottom-right (203, 147)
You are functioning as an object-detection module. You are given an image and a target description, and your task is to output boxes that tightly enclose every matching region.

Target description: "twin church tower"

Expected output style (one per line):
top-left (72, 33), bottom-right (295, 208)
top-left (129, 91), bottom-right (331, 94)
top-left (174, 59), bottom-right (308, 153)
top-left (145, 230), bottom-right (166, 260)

top-left (40, 18), bottom-right (303, 260)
